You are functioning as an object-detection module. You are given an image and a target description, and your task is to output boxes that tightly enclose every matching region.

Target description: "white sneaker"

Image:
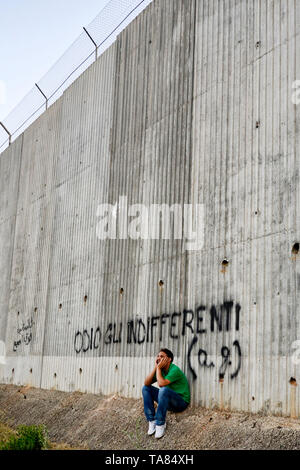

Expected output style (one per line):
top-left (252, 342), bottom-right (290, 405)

top-left (148, 420), bottom-right (156, 435)
top-left (155, 423), bottom-right (166, 439)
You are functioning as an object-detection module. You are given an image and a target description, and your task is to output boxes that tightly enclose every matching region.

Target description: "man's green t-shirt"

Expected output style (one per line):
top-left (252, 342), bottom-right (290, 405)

top-left (153, 363), bottom-right (190, 404)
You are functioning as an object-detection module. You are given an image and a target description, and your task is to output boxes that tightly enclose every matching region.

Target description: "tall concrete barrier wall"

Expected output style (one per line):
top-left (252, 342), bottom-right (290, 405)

top-left (0, 0), bottom-right (299, 416)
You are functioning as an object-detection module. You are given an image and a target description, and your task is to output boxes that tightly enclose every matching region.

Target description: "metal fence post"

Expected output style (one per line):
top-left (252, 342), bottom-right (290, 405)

top-left (0, 121), bottom-right (11, 145)
top-left (35, 83), bottom-right (48, 110)
top-left (83, 27), bottom-right (98, 61)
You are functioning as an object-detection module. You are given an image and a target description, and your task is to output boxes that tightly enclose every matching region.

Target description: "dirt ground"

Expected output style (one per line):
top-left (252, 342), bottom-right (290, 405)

top-left (0, 384), bottom-right (300, 450)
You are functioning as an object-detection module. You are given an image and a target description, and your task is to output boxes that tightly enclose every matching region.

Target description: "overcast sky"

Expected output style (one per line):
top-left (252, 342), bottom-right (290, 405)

top-left (0, 0), bottom-right (111, 120)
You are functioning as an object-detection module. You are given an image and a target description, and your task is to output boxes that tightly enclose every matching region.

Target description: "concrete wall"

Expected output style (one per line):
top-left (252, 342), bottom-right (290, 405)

top-left (0, 0), bottom-right (299, 416)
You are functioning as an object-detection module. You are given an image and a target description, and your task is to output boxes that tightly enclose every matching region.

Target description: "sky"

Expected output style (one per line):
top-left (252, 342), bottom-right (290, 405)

top-left (0, 0), bottom-right (111, 121)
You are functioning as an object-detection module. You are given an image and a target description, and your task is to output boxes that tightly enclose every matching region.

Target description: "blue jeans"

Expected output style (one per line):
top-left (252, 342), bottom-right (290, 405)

top-left (142, 385), bottom-right (189, 426)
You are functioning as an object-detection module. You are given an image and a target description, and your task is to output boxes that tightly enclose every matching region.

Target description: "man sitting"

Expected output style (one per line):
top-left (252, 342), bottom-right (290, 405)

top-left (142, 348), bottom-right (190, 439)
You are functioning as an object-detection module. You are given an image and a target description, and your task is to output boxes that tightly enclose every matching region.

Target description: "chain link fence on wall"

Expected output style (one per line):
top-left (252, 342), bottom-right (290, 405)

top-left (0, 0), bottom-right (152, 154)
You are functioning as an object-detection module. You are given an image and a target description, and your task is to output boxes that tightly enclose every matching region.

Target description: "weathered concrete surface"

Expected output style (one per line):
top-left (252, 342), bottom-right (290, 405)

top-left (1, 384), bottom-right (300, 450)
top-left (0, 0), bottom-right (299, 417)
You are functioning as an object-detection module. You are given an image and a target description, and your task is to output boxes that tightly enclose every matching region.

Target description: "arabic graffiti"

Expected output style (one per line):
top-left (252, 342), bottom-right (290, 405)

top-left (13, 317), bottom-right (34, 352)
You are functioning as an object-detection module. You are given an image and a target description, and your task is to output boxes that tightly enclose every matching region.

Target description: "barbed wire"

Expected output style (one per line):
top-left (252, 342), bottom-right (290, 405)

top-left (0, 0), bottom-right (152, 153)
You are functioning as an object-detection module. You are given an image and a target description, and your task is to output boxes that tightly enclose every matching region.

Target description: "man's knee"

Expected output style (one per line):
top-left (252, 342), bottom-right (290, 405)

top-left (142, 385), bottom-right (151, 395)
top-left (158, 386), bottom-right (171, 400)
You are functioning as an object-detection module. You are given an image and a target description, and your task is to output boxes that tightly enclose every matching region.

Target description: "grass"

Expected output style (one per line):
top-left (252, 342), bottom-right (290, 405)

top-left (0, 422), bottom-right (16, 444)
top-left (0, 424), bottom-right (48, 450)
top-left (0, 421), bottom-right (84, 450)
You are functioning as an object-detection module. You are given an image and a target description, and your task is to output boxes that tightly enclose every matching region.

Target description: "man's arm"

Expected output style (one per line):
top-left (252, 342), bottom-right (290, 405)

top-left (144, 366), bottom-right (157, 386)
top-left (156, 357), bottom-right (171, 387)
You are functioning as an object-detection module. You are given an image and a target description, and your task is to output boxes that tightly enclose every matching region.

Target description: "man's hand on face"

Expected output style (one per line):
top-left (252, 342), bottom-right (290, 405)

top-left (157, 356), bottom-right (169, 370)
top-left (155, 357), bottom-right (161, 368)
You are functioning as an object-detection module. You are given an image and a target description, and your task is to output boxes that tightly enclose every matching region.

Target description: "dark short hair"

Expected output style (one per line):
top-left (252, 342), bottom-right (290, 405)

top-left (160, 348), bottom-right (174, 362)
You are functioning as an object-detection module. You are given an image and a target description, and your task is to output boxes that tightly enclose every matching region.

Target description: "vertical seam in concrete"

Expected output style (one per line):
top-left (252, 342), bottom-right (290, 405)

top-left (4, 134), bottom-right (24, 345)
top-left (39, 102), bottom-right (64, 389)
top-left (183, 0), bottom-right (197, 377)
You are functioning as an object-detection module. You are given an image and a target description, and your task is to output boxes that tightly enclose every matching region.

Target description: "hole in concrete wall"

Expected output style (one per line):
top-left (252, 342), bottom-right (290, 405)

top-left (252, 396), bottom-right (255, 401)
top-left (256, 41), bottom-right (261, 48)
top-left (84, 295), bottom-right (88, 303)
top-left (289, 377), bottom-right (297, 385)
top-left (120, 288), bottom-right (124, 295)
top-left (59, 303), bottom-right (62, 310)
top-left (115, 364), bottom-right (118, 371)
top-left (34, 307), bottom-right (37, 313)
top-left (12, 369), bottom-right (14, 374)
top-left (256, 121), bottom-right (260, 128)
top-left (54, 373), bottom-right (57, 378)
top-left (17, 312), bottom-right (20, 316)
top-left (221, 259), bottom-right (229, 267)
top-left (79, 368), bottom-right (82, 374)
top-left (30, 369), bottom-right (32, 374)
top-left (159, 280), bottom-right (164, 287)
top-left (292, 243), bottom-right (299, 255)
